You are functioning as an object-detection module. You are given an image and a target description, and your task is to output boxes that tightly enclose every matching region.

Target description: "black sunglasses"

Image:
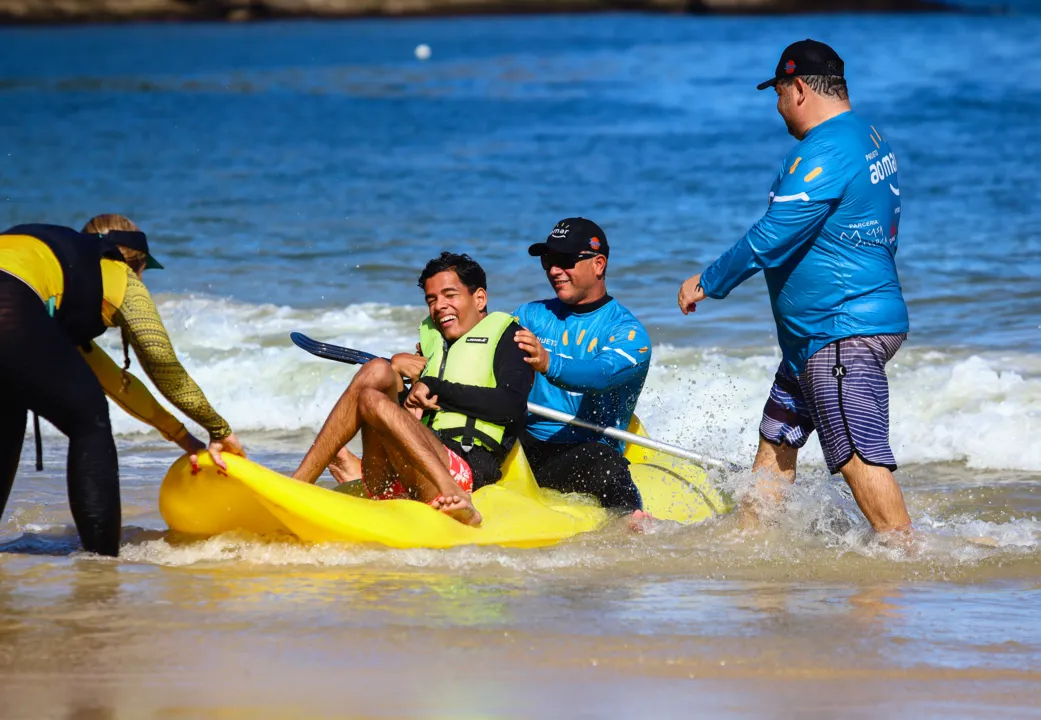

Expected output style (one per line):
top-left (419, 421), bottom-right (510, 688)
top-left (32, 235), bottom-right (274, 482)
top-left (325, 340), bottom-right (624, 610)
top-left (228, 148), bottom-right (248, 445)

top-left (540, 252), bottom-right (599, 271)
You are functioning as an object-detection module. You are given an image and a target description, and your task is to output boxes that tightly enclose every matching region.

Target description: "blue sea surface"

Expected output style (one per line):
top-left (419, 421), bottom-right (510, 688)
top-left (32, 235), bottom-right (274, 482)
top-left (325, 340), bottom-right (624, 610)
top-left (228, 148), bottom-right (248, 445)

top-left (0, 12), bottom-right (1038, 353)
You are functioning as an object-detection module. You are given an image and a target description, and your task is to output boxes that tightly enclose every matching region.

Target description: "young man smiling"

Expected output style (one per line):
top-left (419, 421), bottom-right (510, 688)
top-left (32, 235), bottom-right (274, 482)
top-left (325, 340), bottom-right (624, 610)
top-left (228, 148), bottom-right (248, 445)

top-left (293, 252), bottom-right (532, 526)
top-left (513, 218), bottom-right (652, 515)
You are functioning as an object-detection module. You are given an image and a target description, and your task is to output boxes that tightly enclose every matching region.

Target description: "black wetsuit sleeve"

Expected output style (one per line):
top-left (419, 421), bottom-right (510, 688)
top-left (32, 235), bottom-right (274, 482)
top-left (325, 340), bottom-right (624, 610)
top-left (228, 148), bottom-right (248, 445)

top-left (422, 321), bottom-right (533, 428)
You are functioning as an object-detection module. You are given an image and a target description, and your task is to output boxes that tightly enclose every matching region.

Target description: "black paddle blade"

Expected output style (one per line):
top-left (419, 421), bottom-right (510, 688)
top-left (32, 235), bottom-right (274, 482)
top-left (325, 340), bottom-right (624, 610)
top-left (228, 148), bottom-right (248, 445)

top-left (289, 332), bottom-right (381, 365)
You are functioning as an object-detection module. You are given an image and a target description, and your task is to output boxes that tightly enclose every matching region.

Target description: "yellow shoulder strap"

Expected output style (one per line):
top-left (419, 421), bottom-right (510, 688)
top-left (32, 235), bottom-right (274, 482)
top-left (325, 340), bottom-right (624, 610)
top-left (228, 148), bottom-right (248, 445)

top-left (99, 258), bottom-right (130, 327)
top-left (0, 234), bottom-right (64, 308)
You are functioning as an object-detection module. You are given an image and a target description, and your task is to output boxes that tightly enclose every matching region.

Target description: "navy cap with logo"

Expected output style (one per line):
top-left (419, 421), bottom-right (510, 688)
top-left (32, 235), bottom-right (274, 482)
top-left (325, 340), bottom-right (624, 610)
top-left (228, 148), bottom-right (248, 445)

top-left (102, 229), bottom-right (164, 270)
top-left (527, 217), bottom-right (609, 259)
top-left (757, 39), bottom-right (844, 91)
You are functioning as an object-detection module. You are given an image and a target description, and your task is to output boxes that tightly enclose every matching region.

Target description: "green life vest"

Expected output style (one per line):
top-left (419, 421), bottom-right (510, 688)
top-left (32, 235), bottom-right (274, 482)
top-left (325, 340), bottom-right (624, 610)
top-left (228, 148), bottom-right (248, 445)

top-left (418, 311), bottom-right (515, 455)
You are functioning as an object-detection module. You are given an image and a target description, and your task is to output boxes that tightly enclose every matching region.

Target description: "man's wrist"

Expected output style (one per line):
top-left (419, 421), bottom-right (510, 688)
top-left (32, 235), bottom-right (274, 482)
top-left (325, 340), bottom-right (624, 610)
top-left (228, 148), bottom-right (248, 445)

top-left (543, 352), bottom-right (558, 378)
top-left (698, 268), bottom-right (719, 298)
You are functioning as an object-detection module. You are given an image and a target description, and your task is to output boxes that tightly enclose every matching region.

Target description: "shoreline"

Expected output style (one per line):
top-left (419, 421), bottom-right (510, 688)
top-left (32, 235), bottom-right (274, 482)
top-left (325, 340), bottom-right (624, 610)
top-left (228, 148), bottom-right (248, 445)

top-left (0, 0), bottom-right (963, 27)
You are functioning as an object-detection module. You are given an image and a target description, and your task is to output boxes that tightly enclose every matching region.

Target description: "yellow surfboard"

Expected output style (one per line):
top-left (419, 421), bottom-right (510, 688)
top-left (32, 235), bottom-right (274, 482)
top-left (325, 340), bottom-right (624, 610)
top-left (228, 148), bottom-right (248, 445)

top-left (159, 416), bottom-right (732, 548)
top-left (623, 416), bottom-right (733, 524)
top-left (160, 443), bottom-right (607, 548)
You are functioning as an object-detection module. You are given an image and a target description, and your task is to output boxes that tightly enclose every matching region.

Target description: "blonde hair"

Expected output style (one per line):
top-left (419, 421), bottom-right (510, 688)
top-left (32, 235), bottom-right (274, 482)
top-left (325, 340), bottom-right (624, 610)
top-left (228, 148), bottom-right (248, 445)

top-left (82, 214), bottom-right (148, 268)
top-left (82, 213), bottom-right (142, 393)
top-left (82, 213), bottom-right (139, 234)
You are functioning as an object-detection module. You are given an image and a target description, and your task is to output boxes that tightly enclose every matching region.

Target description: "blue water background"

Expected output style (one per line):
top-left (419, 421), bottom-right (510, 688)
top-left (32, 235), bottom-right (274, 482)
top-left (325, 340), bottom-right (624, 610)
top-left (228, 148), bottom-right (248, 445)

top-left (0, 13), bottom-right (1038, 352)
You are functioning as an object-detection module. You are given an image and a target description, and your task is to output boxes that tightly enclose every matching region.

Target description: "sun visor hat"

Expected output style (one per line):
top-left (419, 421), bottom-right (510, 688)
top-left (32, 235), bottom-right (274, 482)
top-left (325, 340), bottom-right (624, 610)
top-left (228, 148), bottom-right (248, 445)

top-left (103, 229), bottom-right (163, 270)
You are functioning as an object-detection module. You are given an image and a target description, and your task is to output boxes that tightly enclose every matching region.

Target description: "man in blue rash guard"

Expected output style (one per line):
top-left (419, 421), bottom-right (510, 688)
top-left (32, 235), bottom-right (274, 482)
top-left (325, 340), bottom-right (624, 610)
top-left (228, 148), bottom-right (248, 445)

top-left (677, 40), bottom-right (913, 537)
top-left (513, 218), bottom-right (652, 515)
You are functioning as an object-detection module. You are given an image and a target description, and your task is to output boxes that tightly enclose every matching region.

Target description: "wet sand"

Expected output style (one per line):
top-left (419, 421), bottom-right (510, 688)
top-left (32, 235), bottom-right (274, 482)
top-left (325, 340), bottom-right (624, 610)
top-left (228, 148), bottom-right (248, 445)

top-left (1, 556), bottom-right (1039, 718)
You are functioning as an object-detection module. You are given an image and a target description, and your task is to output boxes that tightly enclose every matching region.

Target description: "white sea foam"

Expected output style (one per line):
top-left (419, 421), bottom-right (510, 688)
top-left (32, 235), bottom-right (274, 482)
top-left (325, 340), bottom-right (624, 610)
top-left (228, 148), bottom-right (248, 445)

top-left (642, 344), bottom-right (1041, 472)
top-left (37, 294), bottom-right (1041, 474)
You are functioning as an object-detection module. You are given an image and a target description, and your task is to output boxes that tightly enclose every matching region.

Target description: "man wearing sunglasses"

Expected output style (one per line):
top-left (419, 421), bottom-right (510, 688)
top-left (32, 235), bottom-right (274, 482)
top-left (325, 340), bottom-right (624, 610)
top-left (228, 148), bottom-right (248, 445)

top-left (513, 218), bottom-right (651, 515)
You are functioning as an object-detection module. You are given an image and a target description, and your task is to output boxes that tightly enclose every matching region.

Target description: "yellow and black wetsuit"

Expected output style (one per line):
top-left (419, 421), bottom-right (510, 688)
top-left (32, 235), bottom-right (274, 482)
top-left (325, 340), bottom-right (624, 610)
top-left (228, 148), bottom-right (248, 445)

top-left (0, 224), bottom-right (228, 557)
top-left (89, 257), bottom-right (232, 442)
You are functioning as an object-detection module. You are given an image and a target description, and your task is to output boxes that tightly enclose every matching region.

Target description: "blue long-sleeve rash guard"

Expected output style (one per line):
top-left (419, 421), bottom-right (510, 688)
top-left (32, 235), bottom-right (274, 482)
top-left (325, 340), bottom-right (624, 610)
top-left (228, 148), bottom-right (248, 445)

top-left (514, 296), bottom-right (651, 450)
top-left (700, 111), bottom-right (909, 374)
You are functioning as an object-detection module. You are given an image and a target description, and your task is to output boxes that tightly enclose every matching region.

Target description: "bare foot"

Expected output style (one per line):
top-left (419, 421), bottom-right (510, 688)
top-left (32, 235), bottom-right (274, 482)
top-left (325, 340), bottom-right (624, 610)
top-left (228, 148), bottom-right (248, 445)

top-left (624, 509), bottom-right (655, 533)
top-left (328, 447), bottom-right (362, 484)
top-left (430, 493), bottom-right (482, 526)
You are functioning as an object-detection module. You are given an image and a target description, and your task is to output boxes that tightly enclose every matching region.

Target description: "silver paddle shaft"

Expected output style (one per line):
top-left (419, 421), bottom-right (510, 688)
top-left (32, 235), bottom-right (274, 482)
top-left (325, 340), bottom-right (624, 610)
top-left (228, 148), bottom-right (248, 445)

top-left (525, 402), bottom-right (732, 471)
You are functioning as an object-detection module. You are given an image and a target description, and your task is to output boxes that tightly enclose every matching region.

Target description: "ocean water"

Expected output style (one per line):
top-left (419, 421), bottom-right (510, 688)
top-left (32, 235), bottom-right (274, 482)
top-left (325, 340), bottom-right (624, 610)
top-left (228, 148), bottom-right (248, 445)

top-left (1, 13), bottom-right (1040, 717)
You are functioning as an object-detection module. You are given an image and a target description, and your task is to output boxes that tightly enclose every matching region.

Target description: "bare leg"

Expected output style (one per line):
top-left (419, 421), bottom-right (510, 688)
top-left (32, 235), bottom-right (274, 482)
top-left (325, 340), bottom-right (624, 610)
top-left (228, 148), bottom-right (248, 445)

top-left (292, 359), bottom-right (398, 484)
top-left (753, 437), bottom-right (798, 482)
top-left (838, 453), bottom-right (912, 535)
top-left (739, 436), bottom-right (799, 528)
top-left (358, 416), bottom-right (400, 498)
top-left (356, 388), bottom-right (481, 526)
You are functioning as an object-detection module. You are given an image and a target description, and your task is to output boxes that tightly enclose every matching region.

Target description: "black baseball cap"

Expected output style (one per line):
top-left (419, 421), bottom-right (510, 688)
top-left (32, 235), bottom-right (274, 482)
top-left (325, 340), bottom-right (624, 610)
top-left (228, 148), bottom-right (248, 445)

top-left (103, 229), bottom-right (164, 269)
top-left (757, 39), bottom-right (844, 91)
top-left (527, 217), bottom-right (609, 259)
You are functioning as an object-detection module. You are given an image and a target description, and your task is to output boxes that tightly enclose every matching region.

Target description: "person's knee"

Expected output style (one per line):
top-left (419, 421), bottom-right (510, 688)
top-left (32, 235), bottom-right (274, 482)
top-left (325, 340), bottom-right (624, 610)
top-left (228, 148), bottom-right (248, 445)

top-left (594, 454), bottom-right (640, 511)
top-left (754, 435), bottom-right (798, 475)
top-left (353, 358), bottom-right (396, 391)
top-left (57, 393), bottom-right (112, 441)
top-left (839, 452), bottom-right (895, 485)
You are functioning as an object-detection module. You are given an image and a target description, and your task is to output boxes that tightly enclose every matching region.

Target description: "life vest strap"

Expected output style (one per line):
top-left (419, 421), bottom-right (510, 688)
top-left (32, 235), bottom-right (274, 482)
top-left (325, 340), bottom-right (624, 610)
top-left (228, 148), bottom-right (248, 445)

top-left (438, 420), bottom-right (504, 457)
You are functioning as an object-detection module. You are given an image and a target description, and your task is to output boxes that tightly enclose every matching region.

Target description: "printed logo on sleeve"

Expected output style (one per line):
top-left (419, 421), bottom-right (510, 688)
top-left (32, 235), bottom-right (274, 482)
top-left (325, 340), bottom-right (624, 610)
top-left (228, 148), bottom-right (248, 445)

top-left (869, 152), bottom-right (898, 184)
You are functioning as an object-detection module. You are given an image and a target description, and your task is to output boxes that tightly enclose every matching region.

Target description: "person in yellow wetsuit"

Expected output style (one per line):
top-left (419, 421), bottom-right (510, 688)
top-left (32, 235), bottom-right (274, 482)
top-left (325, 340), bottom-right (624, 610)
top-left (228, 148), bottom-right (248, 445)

top-left (0, 214), bottom-right (244, 557)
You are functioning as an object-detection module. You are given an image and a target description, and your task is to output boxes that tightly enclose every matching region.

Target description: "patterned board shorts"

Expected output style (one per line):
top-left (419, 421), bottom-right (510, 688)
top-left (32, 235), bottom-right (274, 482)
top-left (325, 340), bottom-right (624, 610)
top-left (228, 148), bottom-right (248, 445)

top-left (366, 446), bottom-right (474, 501)
top-left (759, 334), bottom-right (906, 474)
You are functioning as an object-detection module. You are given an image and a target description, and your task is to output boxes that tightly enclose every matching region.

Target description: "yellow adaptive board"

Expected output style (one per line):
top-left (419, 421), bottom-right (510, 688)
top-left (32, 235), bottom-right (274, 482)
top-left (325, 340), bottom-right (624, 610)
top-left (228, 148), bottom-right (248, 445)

top-left (624, 416), bottom-right (732, 525)
top-left (158, 416), bottom-right (732, 549)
